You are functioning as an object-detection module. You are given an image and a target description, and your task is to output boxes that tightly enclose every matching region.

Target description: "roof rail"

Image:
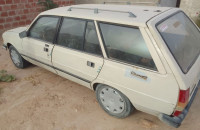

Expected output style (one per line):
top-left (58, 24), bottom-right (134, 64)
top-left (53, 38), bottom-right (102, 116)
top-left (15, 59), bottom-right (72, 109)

top-left (103, 1), bottom-right (131, 5)
top-left (68, 7), bottom-right (99, 14)
top-left (67, 7), bottom-right (136, 18)
top-left (103, 0), bottom-right (160, 6)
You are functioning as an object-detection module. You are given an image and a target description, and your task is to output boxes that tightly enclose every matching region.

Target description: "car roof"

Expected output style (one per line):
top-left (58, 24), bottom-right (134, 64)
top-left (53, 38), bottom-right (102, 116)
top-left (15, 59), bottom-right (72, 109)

top-left (40, 4), bottom-right (172, 27)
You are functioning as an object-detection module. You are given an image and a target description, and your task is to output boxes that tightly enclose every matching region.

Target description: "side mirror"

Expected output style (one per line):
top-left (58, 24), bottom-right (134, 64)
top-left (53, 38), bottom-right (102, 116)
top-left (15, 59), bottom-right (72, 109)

top-left (19, 31), bottom-right (27, 38)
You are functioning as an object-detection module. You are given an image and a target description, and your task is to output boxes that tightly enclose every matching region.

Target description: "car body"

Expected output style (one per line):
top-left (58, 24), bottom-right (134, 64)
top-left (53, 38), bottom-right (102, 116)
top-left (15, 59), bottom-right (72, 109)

top-left (2, 4), bottom-right (200, 128)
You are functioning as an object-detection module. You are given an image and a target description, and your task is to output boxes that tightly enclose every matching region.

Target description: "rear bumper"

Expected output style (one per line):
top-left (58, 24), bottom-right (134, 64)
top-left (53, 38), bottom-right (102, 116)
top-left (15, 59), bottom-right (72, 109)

top-left (159, 81), bottom-right (199, 128)
top-left (2, 44), bottom-right (7, 50)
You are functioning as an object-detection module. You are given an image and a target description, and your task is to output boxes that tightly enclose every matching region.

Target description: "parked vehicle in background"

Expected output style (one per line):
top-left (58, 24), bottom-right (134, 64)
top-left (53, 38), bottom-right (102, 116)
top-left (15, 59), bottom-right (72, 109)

top-left (2, 4), bottom-right (200, 128)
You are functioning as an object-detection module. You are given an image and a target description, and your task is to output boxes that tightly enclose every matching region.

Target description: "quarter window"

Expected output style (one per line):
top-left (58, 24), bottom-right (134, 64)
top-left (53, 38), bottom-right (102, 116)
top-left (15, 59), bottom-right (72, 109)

top-left (99, 23), bottom-right (156, 70)
top-left (29, 16), bottom-right (59, 43)
top-left (57, 18), bottom-right (86, 51)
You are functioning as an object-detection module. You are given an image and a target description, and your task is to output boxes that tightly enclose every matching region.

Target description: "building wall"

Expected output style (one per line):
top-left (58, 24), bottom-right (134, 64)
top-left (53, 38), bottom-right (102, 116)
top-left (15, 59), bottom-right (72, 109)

top-left (180, 0), bottom-right (200, 26)
top-left (0, 0), bottom-right (74, 34)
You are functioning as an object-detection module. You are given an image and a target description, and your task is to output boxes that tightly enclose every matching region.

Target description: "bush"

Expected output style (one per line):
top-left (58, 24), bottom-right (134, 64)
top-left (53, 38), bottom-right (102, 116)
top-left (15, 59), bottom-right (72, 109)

top-left (0, 70), bottom-right (15, 82)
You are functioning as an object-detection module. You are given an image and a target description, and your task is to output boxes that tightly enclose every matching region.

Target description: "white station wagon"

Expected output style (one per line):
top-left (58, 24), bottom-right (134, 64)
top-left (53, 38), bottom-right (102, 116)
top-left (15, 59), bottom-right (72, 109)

top-left (2, 4), bottom-right (200, 128)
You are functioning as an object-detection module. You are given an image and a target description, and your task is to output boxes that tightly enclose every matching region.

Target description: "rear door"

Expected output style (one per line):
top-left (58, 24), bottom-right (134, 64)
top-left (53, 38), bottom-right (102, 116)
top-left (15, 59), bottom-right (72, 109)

top-left (22, 16), bottom-right (60, 73)
top-left (96, 22), bottom-right (179, 114)
top-left (52, 18), bottom-right (104, 88)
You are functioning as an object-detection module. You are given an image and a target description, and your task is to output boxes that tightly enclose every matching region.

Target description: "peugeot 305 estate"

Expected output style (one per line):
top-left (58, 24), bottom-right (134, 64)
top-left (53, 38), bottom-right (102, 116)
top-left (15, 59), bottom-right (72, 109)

top-left (2, 4), bottom-right (200, 128)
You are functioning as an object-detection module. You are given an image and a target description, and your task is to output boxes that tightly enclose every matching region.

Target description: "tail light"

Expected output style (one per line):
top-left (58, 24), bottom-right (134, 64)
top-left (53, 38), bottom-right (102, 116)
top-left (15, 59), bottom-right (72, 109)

top-left (173, 88), bottom-right (190, 117)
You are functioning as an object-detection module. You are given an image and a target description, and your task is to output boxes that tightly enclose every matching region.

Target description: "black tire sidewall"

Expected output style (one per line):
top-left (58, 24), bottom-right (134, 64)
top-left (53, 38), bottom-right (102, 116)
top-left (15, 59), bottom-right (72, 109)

top-left (96, 84), bottom-right (133, 118)
top-left (9, 46), bottom-right (24, 69)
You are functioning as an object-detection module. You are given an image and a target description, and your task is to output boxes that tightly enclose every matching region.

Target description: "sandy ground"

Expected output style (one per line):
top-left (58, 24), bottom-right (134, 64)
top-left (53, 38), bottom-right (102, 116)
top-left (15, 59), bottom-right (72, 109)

top-left (0, 39), bottom-right (200, 130)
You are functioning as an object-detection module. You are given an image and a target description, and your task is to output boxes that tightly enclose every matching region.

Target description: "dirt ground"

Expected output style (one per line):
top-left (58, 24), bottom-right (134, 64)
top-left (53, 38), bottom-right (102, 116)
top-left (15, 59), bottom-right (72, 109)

top-left (0, 39), bottom-right (200, 130)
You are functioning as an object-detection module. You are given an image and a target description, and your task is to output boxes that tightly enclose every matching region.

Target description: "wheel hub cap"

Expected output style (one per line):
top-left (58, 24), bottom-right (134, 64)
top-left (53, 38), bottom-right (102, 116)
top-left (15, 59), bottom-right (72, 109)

top-left (100, 87), bottom-right (125, 114)
top-left (11, 50), bottom-right (20, 66)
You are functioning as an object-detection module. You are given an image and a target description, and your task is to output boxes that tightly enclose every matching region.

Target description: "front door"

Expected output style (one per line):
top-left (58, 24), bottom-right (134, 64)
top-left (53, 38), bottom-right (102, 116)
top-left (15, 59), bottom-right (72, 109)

top-left (52, 18), bottom-right (104, 88)
top-left (22, 16), bottom-right (60, 73)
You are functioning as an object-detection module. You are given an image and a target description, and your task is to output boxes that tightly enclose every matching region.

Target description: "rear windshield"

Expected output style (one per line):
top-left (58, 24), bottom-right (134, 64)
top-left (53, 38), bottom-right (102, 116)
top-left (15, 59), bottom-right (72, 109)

top-left (157, 12), bottom-right (200, 73)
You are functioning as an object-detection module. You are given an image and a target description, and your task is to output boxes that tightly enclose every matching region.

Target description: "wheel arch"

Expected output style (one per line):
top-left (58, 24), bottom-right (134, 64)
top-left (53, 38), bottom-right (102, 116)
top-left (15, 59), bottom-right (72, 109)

top-left (7, 43), bottom-right (12, 49)
top-left (91, 81), bottom-right (135, 108)
top-left (2, 31), bottom-right (23, 52)
top-left (92, 82), bottom-right (100, 91)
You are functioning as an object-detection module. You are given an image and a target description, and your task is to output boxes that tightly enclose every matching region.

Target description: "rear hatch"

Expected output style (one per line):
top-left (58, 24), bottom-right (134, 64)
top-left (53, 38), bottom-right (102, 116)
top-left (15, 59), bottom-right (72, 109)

top-left (156, 11), bottom-right (200, 94)
top-left (148, 9), bottom-right (200, 116)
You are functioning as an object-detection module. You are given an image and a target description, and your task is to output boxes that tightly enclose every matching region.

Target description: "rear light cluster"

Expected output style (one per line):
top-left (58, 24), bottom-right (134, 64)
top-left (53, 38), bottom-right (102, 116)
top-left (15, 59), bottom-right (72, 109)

top-left (173, 88), bottom-right (190, 117)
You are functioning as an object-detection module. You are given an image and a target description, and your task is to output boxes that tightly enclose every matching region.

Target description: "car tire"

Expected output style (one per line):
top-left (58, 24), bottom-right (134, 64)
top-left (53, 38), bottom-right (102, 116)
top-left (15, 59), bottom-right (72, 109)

top-left (96, 84), bottom-right (134, 118)
top-left (9, 45), bottom-right (30, 69)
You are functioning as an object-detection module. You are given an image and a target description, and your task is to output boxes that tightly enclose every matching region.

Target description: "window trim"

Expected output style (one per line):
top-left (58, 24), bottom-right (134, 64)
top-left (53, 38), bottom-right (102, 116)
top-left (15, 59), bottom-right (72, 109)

top-left (82, 21), bottom-right (88, 51)
top-left (97, 21), bottom-right (158, 71)
top-left (155, 11), bottom-right (200, 74)
top-left (83, 21), bottom-right (103, 56)
top-left (54, 44), bottom-right (104, 58)
top-left (55, 16), bottom-right (103, 57)
top-left (107, 58), bottom-right (158, 72)
top-left (27, 15), bottom-right (61, 44)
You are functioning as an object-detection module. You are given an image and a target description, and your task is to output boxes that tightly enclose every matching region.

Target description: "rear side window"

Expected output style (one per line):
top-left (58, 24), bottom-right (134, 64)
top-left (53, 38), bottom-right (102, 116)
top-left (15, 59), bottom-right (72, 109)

top-left (29, 17), bottom-right (59, 43)
top-left (57, 18), bottom-right (86, 51)
top-left (99, 23), bottom-right (156, 70)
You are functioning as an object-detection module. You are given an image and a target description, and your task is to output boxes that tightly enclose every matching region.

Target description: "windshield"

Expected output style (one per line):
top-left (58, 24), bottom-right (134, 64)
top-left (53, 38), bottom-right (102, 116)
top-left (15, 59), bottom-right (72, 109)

top-left (157, 12), bottom-right (200, 73)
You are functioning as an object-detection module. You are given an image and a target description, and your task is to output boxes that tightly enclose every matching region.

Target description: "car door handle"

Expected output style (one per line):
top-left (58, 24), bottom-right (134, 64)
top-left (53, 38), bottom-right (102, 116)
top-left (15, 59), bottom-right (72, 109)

top-left (87, 61), bottom-right (95, 68)
top-left (44, 47), bottom-right (49, 52)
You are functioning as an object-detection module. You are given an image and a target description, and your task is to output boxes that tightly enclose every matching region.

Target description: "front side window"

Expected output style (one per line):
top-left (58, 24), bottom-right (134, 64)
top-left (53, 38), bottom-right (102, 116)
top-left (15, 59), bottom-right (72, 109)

top-left (157, 12), bottom-right (200, 73)
top-left (99, 23), bottom-right (156, 70)
top-left (29, 16), bottom-right (59, 43)
top-left (57, 18), bottom-right (86, 51)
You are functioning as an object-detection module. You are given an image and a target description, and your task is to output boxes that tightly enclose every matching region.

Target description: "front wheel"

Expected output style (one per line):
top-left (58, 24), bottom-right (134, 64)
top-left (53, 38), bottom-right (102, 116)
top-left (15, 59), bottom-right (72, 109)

top-left (96, 84), bottom-right (134, 118)
top-left (9, 45), bottom-right (29, 69)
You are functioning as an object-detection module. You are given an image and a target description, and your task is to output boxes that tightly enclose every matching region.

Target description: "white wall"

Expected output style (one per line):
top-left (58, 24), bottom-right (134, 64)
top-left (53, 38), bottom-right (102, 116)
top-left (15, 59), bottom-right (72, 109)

top-left (180, 0), bottom-right (200, 26)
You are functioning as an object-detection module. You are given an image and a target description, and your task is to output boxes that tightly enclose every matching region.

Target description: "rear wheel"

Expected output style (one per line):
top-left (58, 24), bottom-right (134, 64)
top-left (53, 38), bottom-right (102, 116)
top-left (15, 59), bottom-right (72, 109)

top-left (9, 45), bottom-right (29, 69)
top-left (96, 84), bottom-right (134, 118)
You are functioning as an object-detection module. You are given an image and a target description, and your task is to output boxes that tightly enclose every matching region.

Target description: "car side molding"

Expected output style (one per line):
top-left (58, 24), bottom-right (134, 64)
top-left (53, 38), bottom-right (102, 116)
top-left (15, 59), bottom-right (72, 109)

top-left (21, 54), bottom-right (91, 83)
